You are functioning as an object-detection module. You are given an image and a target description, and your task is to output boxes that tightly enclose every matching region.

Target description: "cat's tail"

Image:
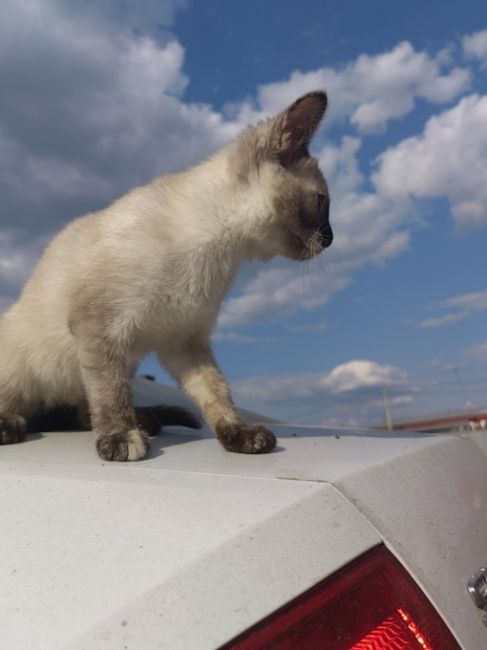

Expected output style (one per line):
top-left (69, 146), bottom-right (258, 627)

top-left (26, 404), bottom-right (202, 435)
top-left (135, 404), bottom-right (202, 434)
top-left (26, 406), bottom-right (82, 433)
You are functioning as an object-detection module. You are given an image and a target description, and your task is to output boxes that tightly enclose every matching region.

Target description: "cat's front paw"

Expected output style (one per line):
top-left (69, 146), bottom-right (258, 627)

top-left (215, 422), bottom-right (277, 454)
top-left (96, 429), bottom-right (149, 462)
top-left (0, 414), bottom-right (27, 445)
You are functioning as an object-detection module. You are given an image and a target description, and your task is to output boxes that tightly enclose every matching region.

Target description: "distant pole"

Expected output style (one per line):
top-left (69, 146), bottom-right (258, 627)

top-left (453, 367), bottom-right (471, 410)
top-left (383, 385), bottom-right (392, 431)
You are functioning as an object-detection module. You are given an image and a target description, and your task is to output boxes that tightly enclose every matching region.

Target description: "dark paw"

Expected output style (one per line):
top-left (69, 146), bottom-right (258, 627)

top-left (0, 414), bottom-right (27, 445)
top-left (215, 422), bottom-right (277, 454)
top-left (96, 429), bottom-right (149, 462)
top-left (135, 405), bottom-right (201, 436)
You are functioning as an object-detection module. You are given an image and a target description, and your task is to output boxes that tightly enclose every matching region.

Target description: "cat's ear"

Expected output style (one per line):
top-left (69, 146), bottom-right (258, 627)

top-left (269, 91), bottom-right (327, 165)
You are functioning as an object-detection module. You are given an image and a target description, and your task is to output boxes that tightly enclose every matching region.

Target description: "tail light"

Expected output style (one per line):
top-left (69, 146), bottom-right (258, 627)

top-left (221, 545), bottom-right (460, 649)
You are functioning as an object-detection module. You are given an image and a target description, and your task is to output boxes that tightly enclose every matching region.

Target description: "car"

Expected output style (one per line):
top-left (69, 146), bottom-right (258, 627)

top-left (1, 377), bottom-right (486, 649)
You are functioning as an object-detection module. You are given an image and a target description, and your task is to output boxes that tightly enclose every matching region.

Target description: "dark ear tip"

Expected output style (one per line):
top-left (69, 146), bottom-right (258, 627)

top-left (304, 90), bottom-right (328, 107)
top-left (289, 90), bottom-right (328, 115)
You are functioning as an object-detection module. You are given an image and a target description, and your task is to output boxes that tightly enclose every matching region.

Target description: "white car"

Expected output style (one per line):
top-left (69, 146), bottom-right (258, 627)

top-left (1, 377), bottom-right (486, 650)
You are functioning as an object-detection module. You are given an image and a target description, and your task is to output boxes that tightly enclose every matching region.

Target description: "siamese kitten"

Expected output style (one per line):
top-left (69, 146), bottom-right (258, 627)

top-left (0, 91), bottom-right (332, 461)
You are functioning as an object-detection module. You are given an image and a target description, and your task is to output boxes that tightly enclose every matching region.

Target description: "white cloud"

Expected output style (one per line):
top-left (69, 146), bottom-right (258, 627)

top-left (0, 231), bottom-right (47, 292)
top-left (233, 359), bottom-right (406, 402)
top-left (464, 340), bottom-right (487, 361)
top-left (321, 360), bottom-right (406, 393)
top-left (66, 0), bottom-right (187, 32)
top-left (317, 138), bottom-right (411, 275)
top-left (212, 331), bottom-right (257, 344)
top-left (0, 230), bottom-right (52, 314)
top-left (317, 136), bottom-right (409, 274)
top-left (443, 289), bottom-right (487, 311)
top-left (419, 312), bottom-right (468, 328)
top-left (419, 289), bottom-right (487, 328)
top-left (380, 394), bottom-right (415, 407)
top-left (0, 0), bottom-right (238, 215)
top-left (234, 41), bottom-right (469, 133)
top-left (0, 0), bottom-right (241, 308)
top-left (289, 321), bottom-right (329, 333)
top-left (374, 94), bottom-right (487, 228)
top-left (219, 265), bottom-right (349, 328)
top-left (234, 373), bottom-right (323, 402)
top-left (0, 131), bottom-right (115, 203)
top-left (319, 136), bottom-right (363, 193)
top-left (463, 30), bottom-right (487, 62)
top-left (232, 360), bottom-right (415, 428)
top-left (325, 190), bottom-right (411, 273)
top-left (317, 391), bottom-right (416, 429)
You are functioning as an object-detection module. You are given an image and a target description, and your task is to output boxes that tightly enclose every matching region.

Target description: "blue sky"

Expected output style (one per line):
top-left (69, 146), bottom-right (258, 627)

top-left (1, 0), bottom-right (487, 427)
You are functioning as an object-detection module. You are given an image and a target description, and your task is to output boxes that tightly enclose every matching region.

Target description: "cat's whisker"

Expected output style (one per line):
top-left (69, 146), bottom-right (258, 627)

top-left (323, 251), bottom-right (335, 282)
top-left (301, 234), bottom-right (322, 287)
top-left (309, 250), bottom-right (317, 281)
top-left (300, 232), bottom-right (336, 294)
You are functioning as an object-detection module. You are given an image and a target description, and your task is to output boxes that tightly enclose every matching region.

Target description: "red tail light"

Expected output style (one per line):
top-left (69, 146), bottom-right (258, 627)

top-left (221, 546), bottom-right (460, 649)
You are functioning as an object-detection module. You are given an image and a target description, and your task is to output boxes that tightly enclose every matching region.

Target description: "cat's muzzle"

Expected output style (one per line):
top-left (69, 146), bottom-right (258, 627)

top-left (318, 224), bottom-right (333, 248)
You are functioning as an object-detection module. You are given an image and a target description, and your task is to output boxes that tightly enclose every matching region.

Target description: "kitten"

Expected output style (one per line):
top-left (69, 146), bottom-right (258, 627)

top-left (0, 91), bottom-right (332, 461)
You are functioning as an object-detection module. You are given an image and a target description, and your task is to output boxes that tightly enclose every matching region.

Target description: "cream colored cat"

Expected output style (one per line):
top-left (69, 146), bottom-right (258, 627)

top-left (0, 91), bottom-right (332, 461)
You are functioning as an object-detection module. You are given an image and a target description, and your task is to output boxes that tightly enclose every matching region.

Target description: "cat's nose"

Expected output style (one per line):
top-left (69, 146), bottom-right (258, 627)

top-left (319, 223), bottom-right (333, 248)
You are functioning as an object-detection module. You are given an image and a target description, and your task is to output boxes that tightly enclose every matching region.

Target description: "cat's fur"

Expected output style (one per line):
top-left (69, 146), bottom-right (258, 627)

top-left (0, 91), bottom-right (332, 461)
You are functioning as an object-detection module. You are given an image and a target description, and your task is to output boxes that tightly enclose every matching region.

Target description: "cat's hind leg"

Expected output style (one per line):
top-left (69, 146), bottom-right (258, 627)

top-left (70, 316), bottom-right (150, 461)
top-left (0, 361), bottom-right (28, 445)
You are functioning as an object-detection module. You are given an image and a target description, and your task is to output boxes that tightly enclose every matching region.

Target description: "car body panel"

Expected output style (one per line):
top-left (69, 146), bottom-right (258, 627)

top-left (335, 435), bottom-right (487, 650)
top-left (1, 380), bottom-right (486, 649)
top-left (0, 454), bottom-right (379, 649)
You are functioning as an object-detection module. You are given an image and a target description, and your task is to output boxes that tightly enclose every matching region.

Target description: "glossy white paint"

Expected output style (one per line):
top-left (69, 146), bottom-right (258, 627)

top-left (1, 380), bottom-right (486, 649)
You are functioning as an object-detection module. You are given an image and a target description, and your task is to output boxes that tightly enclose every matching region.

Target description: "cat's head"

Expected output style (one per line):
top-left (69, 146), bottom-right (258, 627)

top-left (233, 91), bottom-right (332, 262)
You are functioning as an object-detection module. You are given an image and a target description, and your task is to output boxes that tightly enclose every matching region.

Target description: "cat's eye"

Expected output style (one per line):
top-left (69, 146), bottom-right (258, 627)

top-left (317, 193), bottom-right (326, 207)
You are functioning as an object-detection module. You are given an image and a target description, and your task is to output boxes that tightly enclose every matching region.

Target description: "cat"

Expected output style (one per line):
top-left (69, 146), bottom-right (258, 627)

top-left (0, 91), bottom-right (332, 461)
